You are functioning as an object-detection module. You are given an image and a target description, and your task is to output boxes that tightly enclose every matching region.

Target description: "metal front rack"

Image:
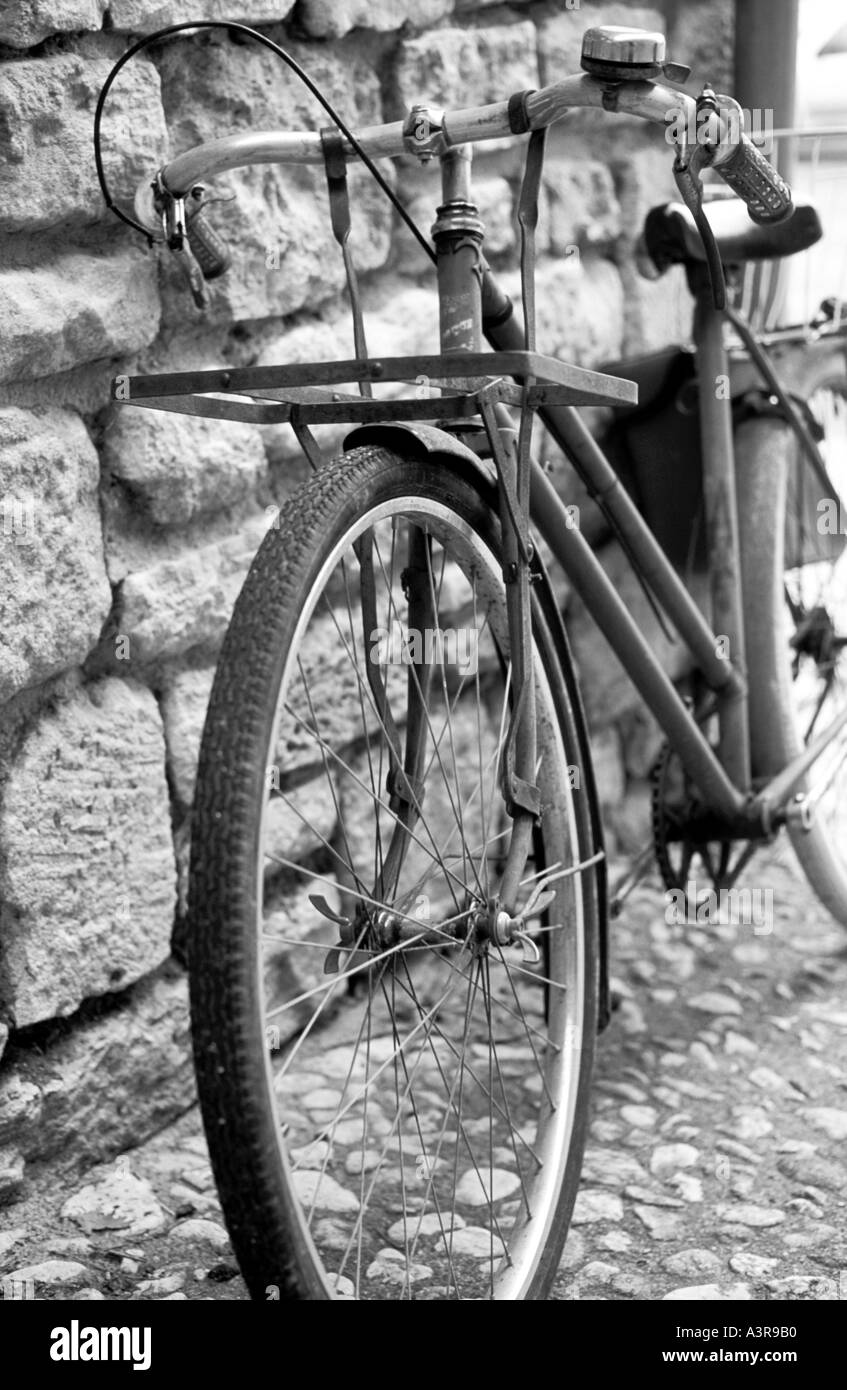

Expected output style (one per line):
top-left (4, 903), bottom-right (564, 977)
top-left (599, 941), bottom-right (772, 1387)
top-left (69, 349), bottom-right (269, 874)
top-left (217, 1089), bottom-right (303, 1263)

top-left (111, 351), bottom-right (638, 425)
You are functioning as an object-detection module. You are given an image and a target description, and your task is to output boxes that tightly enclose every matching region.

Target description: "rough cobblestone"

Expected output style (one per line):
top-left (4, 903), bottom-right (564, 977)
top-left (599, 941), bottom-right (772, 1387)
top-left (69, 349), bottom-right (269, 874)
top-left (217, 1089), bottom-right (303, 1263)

top-left (1, 846), bottom-right (844, 1301)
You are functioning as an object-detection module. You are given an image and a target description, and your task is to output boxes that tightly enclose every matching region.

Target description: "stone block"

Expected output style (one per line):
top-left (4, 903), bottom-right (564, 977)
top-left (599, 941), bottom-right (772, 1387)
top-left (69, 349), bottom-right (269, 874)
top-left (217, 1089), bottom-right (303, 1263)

top-left (543, 159), bottom-right (621, 255)
top-left (669, 0), bottom-right (734, 94)
top-left (0, 407), bottom-right (112, 702)
top-left (156, 29), bottom-right (384, 146)
top-left (159, 666), bottom-right (215, 810)
top-left (0, 0), bottom-right (106, 49)
top-left (101, 408), bottom-right (267, 527)
top-left (300, 0), bottom-right (453, 39)
top-left (0, 56), bottom-right (167, 234)
top-left (500, 253), bottom-right (624, 367)
top-left (0, 676), bottom-right (177, 1027)
top-left (115, 515), bottom-right (268, 664)
top-left (0, 1073), bottom-right (42, 1149)
top-left (108, 0), bottom-right (296, 30)
top-left (391, 21), bottom-right (538, 114)
top-left (0, 964), bottom-right (194, 1172)
top-left (0, 247), bottom-right (161, 384)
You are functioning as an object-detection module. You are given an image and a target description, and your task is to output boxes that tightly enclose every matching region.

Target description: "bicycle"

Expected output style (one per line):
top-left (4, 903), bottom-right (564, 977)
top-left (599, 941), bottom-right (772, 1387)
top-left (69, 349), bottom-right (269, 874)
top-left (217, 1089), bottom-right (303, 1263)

top-left (98, 21), bottom-right (847, 1300)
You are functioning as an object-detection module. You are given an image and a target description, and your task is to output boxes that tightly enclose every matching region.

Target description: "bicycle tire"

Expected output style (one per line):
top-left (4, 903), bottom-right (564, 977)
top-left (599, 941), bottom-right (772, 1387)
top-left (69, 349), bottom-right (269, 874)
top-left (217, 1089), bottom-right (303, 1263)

top-left (736, 352), bottom-right (847, 925)
top-left (188, 444), bottom-right (600, 1300)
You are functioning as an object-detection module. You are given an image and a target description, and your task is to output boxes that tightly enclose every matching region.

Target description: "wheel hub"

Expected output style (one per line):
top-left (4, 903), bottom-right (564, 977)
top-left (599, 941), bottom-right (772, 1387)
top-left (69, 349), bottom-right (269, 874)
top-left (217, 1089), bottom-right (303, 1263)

top-left (791, 604), bottom-right (840, 669)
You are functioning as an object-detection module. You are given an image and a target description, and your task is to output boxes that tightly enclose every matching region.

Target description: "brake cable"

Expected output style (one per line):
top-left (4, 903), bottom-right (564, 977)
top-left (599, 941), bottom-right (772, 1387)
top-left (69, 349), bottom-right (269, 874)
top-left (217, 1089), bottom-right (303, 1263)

top-left (93, 19), bottom-right (436, 263)
top-left (671, 87), bottom-right (729, 311)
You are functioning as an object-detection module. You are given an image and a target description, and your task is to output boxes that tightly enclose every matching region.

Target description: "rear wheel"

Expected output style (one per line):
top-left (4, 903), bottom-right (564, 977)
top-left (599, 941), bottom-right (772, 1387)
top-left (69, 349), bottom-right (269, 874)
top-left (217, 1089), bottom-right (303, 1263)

top-left (737, 356), bottom-right (847, 924)
top-left (189, 445), bottom-right (600, 1299)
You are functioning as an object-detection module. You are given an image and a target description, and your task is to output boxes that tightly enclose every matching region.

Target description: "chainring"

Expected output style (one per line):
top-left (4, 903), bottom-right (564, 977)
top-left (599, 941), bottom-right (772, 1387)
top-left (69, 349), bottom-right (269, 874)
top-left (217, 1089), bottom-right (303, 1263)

top-left (651, 742), bottom-right (756, 896)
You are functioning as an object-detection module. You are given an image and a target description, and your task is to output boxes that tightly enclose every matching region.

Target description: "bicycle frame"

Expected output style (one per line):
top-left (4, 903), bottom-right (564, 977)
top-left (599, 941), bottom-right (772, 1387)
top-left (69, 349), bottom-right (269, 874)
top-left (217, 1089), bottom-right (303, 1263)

top-left (526, 342), bottom-right (847, 836)
top-left (471, 161), bottom-right (847, 845)
top-left (115, 73), bottom-right (847, 881)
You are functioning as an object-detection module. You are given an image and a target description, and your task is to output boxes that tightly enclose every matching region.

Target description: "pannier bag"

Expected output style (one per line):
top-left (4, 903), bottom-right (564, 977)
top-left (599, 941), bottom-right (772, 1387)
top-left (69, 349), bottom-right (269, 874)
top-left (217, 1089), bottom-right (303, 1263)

top-left (595, 345), bottom-right (846, 573)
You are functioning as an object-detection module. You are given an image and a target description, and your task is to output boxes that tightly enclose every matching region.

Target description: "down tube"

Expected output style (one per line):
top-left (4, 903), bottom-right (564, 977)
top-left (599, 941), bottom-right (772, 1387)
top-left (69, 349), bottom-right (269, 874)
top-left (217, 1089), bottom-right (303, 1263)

top-left (528, 460), bottom-right (746, 823)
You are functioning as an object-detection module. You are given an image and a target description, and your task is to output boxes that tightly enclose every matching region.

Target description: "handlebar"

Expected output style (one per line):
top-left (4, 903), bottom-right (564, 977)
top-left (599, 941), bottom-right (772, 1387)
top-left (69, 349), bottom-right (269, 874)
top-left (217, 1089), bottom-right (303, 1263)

top-left (158, 74), bottom-right (681, 191)
top-left (130, 32), bottom-right (793, 317)
top-left (135, 70), bottom-right (791, 229)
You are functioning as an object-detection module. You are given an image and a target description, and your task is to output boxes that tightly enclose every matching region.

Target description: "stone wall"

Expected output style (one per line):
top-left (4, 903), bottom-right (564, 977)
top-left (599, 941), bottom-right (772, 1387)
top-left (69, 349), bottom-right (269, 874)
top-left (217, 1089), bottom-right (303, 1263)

top-left (0, 0), bottom-right (733, 1193)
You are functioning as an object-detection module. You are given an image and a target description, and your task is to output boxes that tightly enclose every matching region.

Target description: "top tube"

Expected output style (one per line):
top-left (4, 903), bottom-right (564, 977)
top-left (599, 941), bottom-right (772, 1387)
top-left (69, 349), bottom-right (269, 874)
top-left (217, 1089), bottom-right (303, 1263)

top-left (159, 72), bottom-right (699, 195)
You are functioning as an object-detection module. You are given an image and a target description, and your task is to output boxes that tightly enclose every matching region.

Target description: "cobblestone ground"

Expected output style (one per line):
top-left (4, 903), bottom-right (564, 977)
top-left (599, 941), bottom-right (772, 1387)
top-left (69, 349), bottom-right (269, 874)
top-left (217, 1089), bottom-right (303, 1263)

top-left (3, 844), bottom-right (847, 1302)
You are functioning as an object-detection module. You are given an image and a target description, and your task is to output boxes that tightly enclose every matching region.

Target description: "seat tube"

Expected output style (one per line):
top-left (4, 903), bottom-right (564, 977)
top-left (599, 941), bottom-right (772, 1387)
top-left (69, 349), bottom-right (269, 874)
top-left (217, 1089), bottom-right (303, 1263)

top-left (695, 288), bottom-right (751, 790)
top-left (433, 146), bottom-right (484, 359)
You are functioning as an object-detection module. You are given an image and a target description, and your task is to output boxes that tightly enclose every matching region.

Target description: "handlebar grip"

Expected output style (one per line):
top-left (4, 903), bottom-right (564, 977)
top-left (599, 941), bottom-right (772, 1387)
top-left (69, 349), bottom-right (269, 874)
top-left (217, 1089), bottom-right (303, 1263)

top-left (715, 135), bottom-right (793, 225)
top-left (186, 210), bottom-right (231, 280)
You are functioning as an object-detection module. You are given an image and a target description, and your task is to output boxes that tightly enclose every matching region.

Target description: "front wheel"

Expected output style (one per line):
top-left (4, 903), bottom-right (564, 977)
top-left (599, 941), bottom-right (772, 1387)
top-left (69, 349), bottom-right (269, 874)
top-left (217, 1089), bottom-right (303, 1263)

top-left (188, 445), bottom-right (600, 1300)
top-left (737, 357), bottom-right (847, 925)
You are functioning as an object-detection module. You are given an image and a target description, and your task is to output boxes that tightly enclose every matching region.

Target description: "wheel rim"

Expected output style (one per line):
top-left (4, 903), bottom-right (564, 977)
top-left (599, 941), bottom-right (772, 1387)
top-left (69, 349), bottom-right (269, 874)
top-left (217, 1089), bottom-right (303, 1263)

top-left (252, 496), bottom-right (589, 1300)
top-left (782, 379), bottom-right (847, 863)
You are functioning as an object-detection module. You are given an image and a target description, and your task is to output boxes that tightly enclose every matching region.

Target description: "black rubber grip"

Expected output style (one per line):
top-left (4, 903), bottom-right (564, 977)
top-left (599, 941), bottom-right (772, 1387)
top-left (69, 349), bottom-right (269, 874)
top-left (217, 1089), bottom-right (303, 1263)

top-left (717, 135), bottom-right (794, 225)
top-left (186, 210), bottom-right (231, 280)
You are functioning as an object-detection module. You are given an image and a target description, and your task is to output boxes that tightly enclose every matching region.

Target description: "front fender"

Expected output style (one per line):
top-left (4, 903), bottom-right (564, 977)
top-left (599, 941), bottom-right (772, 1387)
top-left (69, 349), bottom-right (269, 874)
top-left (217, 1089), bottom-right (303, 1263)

top-left (344, 421), bottom-right (491, 475)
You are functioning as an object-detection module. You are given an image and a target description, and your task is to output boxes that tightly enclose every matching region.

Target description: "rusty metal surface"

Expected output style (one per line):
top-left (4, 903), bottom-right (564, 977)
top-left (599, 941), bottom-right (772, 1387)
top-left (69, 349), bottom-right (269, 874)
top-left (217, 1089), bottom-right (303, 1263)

top-left (111, 351), bottom-right (639, 422)
top-left (342, 421), bottom-right (485, 468)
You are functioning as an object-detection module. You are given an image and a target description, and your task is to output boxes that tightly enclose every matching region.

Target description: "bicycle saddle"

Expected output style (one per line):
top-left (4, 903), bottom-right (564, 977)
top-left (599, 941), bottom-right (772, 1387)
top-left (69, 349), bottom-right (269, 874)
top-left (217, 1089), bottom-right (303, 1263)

top-left (640, 196), bottom-right (822, 275)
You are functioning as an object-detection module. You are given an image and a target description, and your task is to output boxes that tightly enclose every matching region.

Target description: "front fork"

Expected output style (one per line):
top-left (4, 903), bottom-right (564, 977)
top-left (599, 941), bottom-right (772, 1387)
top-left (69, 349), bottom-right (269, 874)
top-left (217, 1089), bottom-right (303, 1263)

top-left (428, 146), bottom-right (540, 920)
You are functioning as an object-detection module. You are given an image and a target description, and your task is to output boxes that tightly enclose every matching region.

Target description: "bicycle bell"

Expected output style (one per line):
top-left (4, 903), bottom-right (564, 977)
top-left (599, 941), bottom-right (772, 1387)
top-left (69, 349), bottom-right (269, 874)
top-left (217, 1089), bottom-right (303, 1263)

top-left (581, 26), bottom-right (670, 82)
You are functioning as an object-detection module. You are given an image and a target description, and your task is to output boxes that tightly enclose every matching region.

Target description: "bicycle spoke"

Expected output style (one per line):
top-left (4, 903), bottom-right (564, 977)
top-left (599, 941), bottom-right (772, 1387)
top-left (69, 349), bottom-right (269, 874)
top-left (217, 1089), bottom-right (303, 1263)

top-left (193, 476), bottom-right (590, 1300)
top-left (279, 700), bottom-right (468, 908)
top-left (371, 538), bottom-right (488, 901)
top-left (389, 966), bottom-right (545, 1168)
top-left (312, 587), bottom-right (466, 899)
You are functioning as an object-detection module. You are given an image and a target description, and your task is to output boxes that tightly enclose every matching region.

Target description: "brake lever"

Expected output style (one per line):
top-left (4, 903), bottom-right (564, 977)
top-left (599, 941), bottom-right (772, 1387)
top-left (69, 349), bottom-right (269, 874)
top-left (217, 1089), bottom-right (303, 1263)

top-left (670, 88), bottom-right (728, 311)
top-left (151, 174), bottom-right (211, 311)
top-left (171, 241), bottom-right (211, 310)
top-left (672, 145), bottom-right (727, 311)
